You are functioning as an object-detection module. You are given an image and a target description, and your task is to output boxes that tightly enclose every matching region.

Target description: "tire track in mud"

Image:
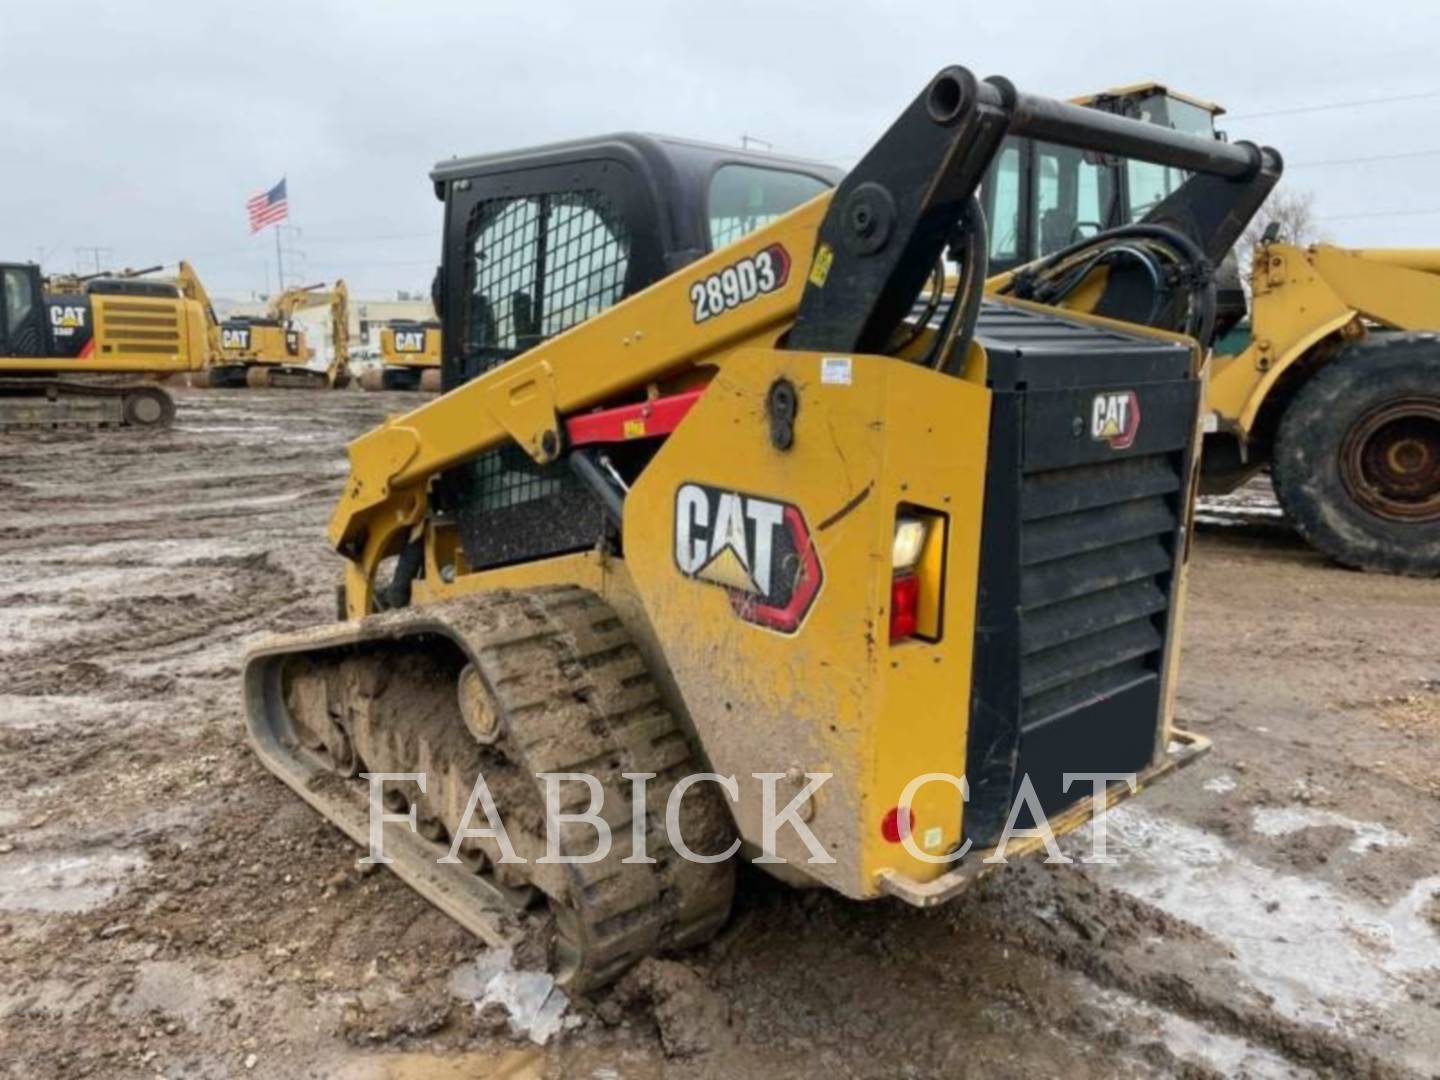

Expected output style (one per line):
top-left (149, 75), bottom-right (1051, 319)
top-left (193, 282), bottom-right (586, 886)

top-left (0, 389), bottom-right (392, 702)
top-left (0, 553), bottom-right (321, 699)
top-left (966, 864), bottom-right (1415, 1079)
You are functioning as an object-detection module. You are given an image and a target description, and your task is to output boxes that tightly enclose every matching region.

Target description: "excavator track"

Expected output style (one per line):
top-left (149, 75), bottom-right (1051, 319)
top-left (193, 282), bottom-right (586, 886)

top-left (244, 586), bottom-right (736, 990)
top-left (0, 378), bottom-right (175, 430)
top-left (241, 366), bottom-right (341, 390)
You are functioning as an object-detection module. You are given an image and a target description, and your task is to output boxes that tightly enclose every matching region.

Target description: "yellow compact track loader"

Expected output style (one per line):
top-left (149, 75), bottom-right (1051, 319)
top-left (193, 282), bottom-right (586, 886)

top-left (0, 260), bottom-right (220, 429)
top-left (199, 280), bottom-right (352, 389)
top-left (984, 84), bottom-right (1440, 575)
top-left (243, 65), bottom-right (1281, 989)
top-left (360, 319), bottom-right (443, 392)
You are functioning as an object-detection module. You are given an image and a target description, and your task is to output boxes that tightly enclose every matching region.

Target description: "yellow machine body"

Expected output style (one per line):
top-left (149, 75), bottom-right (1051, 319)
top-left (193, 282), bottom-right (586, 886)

top-left (0, 288), bottom-right (211, 375)
top-left (360, 321), bottom-right (443, 391)
top-left (0, 259), bottom-right (218, 427)
top-left (206, 280), bottom-right (351, 389)
top-left (242, 65), bottom-right (1279, 987)
top-left (327, 196), bottom-right (1203, 899)
top-left (1209, 243), bottom-right (1440, 434)
top-left (380, 321), bottom-right (441, 369)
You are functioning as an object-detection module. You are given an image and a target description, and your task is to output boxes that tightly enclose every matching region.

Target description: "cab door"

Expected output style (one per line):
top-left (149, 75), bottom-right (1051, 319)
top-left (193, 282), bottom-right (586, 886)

top-left (0, 264), bottom-right (48, 357)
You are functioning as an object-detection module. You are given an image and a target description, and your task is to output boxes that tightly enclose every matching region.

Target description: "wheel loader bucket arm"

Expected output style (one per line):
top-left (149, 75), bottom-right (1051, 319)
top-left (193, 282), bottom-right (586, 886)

top-left (1309, 245), bottom-right (1440, 330)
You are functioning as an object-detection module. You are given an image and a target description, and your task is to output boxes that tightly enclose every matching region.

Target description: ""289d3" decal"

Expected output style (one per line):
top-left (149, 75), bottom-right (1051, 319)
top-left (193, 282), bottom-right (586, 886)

top-left (689, 243), bottom-right (791, 324)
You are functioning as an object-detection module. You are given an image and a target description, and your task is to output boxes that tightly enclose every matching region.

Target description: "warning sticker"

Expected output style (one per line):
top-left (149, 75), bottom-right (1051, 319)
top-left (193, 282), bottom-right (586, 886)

top-left (820, 357), bottom-right (852, 385)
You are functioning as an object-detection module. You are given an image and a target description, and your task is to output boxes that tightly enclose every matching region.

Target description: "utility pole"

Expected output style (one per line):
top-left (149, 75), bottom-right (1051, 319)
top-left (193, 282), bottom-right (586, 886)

top-left (74, 246), bottom-right (113, 275)
top-left (271, 225), bottom-right (303, 291)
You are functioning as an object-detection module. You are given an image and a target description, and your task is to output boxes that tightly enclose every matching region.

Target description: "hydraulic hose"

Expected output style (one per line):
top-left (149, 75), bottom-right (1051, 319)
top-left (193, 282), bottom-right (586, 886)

top-left (379, 537), bottom-right (424, 610)
top-left (920, 196), bottom-right (989, 375)
top-left (1002, 222), bottom-right (1218, 345)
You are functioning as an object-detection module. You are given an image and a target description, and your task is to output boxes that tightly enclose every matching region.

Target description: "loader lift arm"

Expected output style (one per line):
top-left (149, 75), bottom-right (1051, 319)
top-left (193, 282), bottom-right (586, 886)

top-left (329, 65), bottom-right (1280, 613)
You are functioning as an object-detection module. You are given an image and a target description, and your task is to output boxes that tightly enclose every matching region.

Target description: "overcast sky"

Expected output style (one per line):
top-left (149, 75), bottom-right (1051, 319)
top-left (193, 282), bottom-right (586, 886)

top-left (4, 0), bottom-right (1439, 299)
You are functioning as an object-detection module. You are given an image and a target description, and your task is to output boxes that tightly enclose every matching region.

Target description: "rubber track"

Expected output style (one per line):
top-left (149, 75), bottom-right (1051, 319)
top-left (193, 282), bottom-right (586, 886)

top-left (461, 586), bottom-right (736, 989)
top-left (251, 586), bottom-right (737, 990)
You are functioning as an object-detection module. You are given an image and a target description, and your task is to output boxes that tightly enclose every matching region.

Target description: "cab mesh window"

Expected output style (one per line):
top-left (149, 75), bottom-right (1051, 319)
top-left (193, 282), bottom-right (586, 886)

top-left (452, 188), bottom-right (633, 570)
top-left (464, 190), bottom-right (630, 368)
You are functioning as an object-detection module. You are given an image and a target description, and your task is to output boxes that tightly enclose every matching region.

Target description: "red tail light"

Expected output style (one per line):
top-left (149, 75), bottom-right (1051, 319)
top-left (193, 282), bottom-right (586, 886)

top-left (890, 572), bottom-right (919, 642)
top-left (881, 805), bottom-right (914, 844)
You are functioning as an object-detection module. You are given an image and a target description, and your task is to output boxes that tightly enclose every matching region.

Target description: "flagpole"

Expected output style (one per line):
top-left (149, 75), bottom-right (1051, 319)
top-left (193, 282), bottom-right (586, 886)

top-left (274, 222), bottom-right (285, 294)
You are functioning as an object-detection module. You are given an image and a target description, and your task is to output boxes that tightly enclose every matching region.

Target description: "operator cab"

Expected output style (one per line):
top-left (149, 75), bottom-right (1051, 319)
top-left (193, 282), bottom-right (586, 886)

top-left (431, 133), bottom-right (841, 392)
top-left (429, 133), bottom-right (841, 570)
top-left (0, 263), bottom-right (49, 359)
top-left (982, 83), bottom-right (1225, 273)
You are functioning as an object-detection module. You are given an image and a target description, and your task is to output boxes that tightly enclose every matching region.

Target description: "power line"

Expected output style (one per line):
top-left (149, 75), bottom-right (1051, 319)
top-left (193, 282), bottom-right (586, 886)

top-left (1320, 206), bottom-right (1440, 222)
top-left (1229, 89), bottom-right (1440, 121)
top-left (1289, 147), bottom-right (1440, 169)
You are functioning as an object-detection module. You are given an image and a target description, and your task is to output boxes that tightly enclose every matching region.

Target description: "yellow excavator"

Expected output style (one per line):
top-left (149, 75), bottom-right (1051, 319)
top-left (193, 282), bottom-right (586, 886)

top-left (242, 63), bottom-right (1280, 989)
top-left (0, 259), bottom-right (217, 428)
top-left (359, 318), bottom-right (442, 392)
top-left (198, 280), bottom-right (352, 389)
top-left (985, 83), bottom-right (1440, 575)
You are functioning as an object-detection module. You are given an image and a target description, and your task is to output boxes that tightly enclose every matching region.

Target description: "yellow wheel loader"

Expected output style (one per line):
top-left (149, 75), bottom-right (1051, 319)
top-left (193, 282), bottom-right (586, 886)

top-left (985, 84), bottom-right (1440, 575)
top-left (242, 65), bottom-right (1281, 990)
top-left (0, 260), bottom-right (218, 429)
top-left (360, 318), bottom-right (442, 392)
top-left (199, 280), bottom-right (352, 389)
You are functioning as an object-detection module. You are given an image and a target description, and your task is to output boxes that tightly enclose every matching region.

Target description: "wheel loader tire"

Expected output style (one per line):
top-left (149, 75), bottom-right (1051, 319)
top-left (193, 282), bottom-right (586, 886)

top-left (245, 366), bottom-right (272, 390)
top-left (1272, 334), bottom-right (1440, 576)
top-left (121, 387), bottom-right (175, 428)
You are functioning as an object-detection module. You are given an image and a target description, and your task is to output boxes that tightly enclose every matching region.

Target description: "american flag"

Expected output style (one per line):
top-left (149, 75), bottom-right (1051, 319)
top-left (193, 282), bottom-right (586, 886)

top-left (247, 178), bottom-right (289, 232)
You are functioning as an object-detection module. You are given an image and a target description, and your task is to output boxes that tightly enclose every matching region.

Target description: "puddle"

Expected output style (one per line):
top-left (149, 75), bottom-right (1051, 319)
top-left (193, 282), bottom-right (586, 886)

top-left (329, 1049), bottom-right (546, 1080)
top-left (0, 849), bottom-right (147, 913)
top-left (1251, 806), bottom-right (1412, 854)
top-left (1094, 806), bottom-right (1440, 1031)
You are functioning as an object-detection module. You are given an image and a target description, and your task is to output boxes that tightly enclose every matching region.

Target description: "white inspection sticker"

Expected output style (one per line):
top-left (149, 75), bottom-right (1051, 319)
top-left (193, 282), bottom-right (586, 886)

top-left (821, 356), bottom-right (853, 385)
top-left (1202, 411), bottom-right (1220, 434)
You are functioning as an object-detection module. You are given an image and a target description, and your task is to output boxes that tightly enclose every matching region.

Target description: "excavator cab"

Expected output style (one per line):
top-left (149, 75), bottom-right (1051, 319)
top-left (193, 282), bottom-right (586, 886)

top-left (0, 263), bottom-right (48, 359)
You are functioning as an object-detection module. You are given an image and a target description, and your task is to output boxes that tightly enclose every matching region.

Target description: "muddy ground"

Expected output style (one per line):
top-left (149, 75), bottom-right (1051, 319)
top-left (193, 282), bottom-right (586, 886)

top-left (1, 387), bottom-right (1437, 1079)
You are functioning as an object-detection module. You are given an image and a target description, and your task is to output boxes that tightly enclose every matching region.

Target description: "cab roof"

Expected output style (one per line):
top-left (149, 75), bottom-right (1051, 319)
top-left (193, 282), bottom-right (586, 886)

top-left (429, 132), bottom-right (842, 199)
top-left (1070, 82), bottom-right (1224, 117)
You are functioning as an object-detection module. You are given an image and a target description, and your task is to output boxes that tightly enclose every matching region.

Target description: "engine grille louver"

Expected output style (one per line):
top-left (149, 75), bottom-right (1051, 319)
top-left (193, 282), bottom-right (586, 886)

top-left (1017, 454), bottom-right (1181, 723)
